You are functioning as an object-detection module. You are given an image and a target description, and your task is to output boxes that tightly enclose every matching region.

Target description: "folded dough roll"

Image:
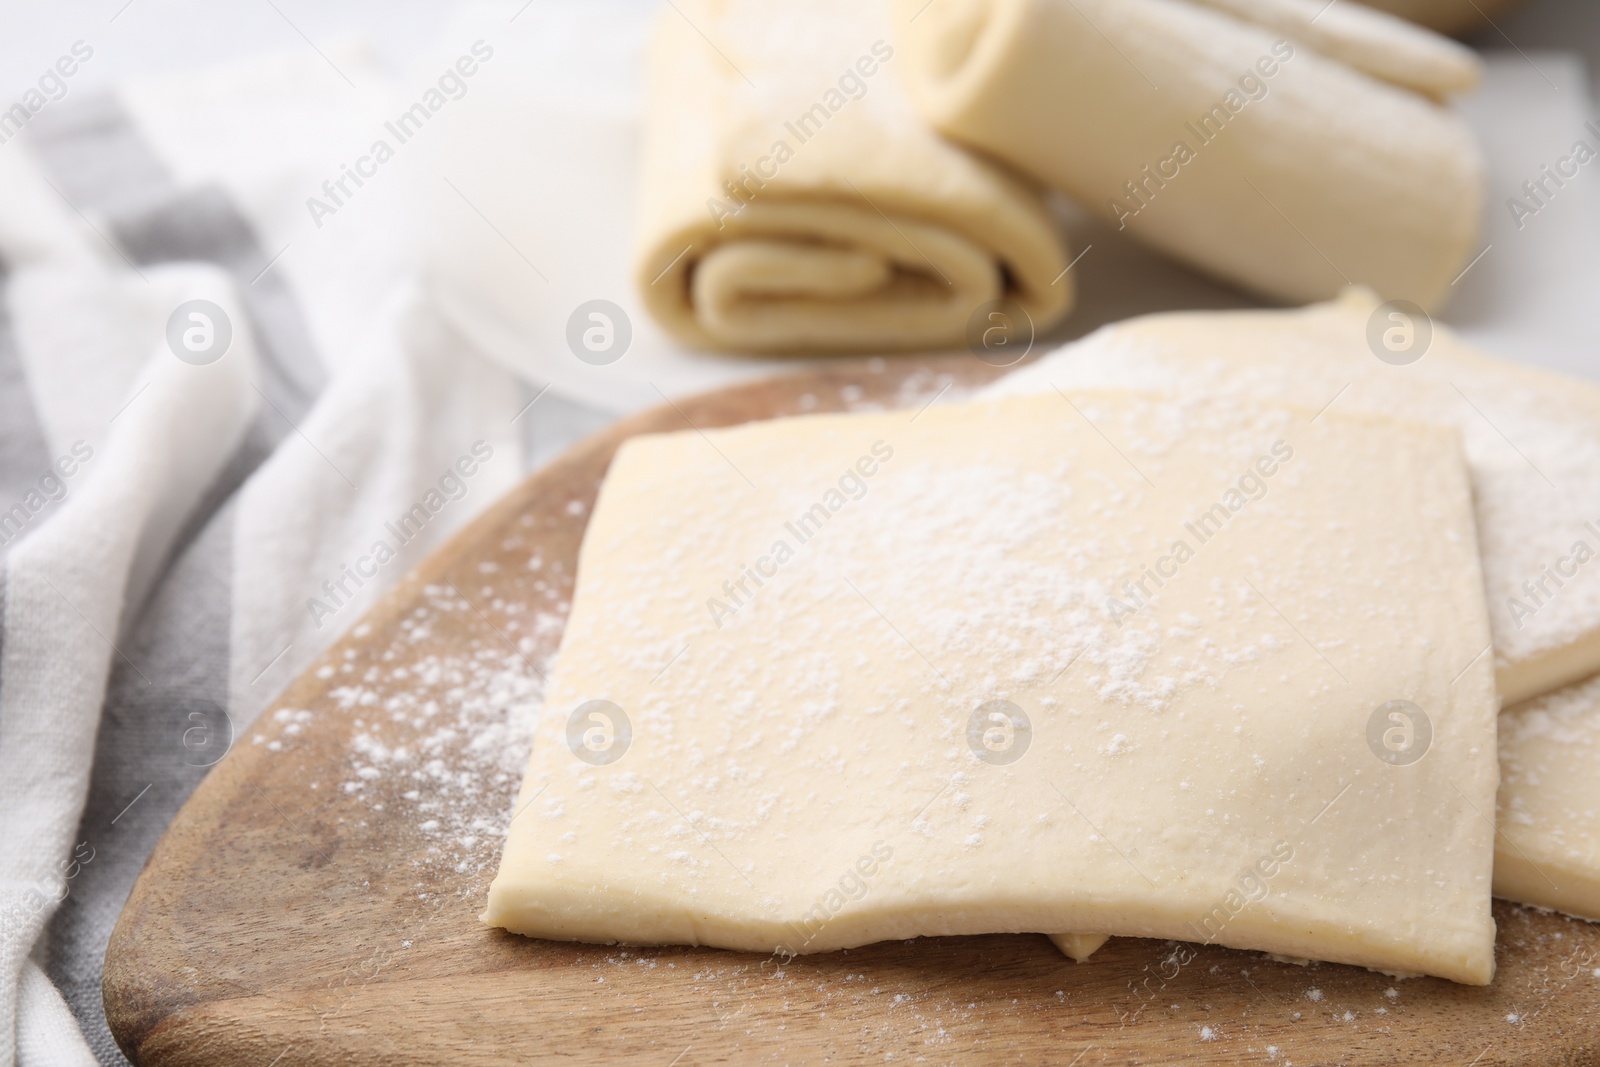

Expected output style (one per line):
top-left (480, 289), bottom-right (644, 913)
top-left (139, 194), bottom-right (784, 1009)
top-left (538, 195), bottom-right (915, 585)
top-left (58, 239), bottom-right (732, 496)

top-left (636, 0), bottom-right (1072, 354)
top-left (892, 0), bottom-right (1483, 310)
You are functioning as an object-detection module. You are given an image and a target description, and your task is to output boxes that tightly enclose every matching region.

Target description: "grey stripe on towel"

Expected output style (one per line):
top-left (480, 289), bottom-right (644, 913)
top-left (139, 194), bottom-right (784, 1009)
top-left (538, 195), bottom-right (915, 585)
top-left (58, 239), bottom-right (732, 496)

top-left (25, 95), bottom-right (327, 425)
top-left (20, 96), bottom-right (332, 1066)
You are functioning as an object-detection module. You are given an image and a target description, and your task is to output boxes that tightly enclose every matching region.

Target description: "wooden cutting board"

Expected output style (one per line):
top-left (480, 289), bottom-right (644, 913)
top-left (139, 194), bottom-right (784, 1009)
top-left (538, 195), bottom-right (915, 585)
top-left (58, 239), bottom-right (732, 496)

top-left (105, 356), bottom-right (1600, 1067)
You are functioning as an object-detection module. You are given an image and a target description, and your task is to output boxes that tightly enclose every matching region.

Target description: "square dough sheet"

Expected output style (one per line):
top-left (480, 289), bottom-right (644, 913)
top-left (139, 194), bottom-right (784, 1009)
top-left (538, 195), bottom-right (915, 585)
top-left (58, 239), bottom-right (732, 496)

top-left (984, 290), bottom-right (1600, 708)
top-left (485, 391), bottom-right (1500, 984)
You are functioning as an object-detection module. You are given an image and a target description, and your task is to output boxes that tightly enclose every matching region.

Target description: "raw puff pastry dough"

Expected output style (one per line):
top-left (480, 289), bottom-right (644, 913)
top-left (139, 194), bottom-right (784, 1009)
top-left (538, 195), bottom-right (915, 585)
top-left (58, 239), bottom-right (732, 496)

top-left (635, 0), bottom-right (1071, 354)
top-left (1070, 671), bottom-right (1600, 959)
top-left (1496, 674), bottom-right (1600, 921)
top-left (486, 392), bottom-right (1500, 984)
top-left (986, 290), bottom-right (1600, 709)
top-left (990, 296), bottom-right (1600, 956)
top-left (892, 0), bottom-right (1482, 310)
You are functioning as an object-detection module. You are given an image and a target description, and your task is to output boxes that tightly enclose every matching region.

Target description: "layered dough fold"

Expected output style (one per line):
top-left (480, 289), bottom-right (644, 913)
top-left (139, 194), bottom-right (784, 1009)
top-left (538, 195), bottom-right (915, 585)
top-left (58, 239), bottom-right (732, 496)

top-left (1186, 0), bottom-right (1480, 96)
top-left (636, 0), bottom-right (1072, 353)
top-left (892, 0), bottom-right (1483, 310)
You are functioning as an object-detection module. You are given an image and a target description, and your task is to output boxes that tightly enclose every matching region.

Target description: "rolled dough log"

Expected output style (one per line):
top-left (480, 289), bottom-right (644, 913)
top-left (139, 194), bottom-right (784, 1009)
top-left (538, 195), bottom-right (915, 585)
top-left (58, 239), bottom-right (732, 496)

top-left (486, 391), bottom-right (1499, 984)
top-left (891, 0), bottom-right (1482, 310)
top-left (635, 0), bottom-right (1071, 354)
top-left (986, 290), bottom-right (1600, 710)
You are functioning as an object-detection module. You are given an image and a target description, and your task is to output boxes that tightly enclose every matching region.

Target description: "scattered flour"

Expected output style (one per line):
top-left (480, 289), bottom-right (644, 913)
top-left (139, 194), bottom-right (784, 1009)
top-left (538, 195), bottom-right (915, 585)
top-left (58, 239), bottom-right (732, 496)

top-left (256, 581), bottom-right (553, 884)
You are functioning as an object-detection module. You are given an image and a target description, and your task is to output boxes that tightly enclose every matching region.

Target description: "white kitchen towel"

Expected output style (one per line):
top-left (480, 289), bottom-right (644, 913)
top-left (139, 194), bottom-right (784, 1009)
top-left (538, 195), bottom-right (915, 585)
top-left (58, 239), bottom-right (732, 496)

top-left (0, 75), bottom-right (526, 1067)
top-left (0, 141), bottom-right (260, 1067)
